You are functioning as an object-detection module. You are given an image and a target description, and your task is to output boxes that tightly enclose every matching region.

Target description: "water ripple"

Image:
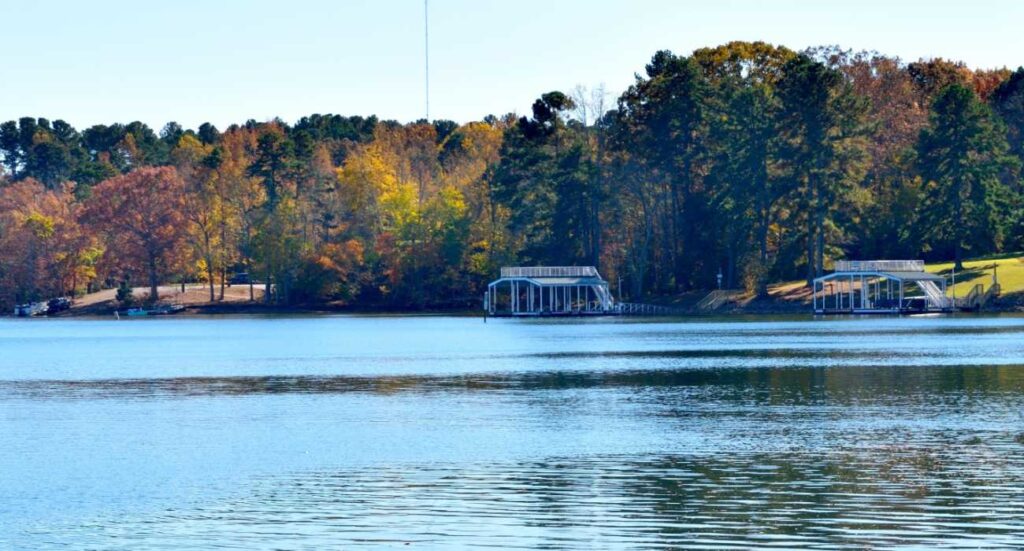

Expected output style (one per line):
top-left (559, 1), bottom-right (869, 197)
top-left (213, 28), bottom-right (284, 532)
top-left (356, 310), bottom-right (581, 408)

top-left (22, 452), bottom-right (1024, 549)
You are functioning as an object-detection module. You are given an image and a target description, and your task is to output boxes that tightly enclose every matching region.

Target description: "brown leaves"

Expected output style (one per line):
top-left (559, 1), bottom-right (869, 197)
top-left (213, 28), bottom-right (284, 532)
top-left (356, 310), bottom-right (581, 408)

top-left (82, 166), bottom-right (189, 291)
top-left (0, 179), bottom-right (91, 305)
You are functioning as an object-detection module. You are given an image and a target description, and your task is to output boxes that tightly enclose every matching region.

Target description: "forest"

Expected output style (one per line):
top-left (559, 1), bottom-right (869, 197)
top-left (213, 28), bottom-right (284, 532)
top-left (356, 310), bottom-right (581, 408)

top-left (1, 41), bottom-right (1023, 310)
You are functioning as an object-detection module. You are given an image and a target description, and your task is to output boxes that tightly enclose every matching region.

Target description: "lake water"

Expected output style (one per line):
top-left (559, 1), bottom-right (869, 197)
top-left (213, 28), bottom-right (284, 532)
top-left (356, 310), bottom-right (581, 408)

top-left (2, 314), bottom-right (1024, 549)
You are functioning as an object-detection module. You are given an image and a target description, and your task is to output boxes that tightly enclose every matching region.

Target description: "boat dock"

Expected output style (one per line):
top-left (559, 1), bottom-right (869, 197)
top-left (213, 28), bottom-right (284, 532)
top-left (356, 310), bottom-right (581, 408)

top-left (484, 266), bottom-right (616, 316)
top-left (812, 260), bottom-right (953, 314)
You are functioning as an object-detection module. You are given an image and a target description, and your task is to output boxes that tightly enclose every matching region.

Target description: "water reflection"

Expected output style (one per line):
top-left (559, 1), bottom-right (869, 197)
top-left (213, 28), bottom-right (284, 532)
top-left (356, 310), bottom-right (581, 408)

top-left (29, 452), bottom-right (1024, 549)
top-left (6, 363), bottom-right (1024, 401)
top-left (4, 316), bottom-right (1024, 549)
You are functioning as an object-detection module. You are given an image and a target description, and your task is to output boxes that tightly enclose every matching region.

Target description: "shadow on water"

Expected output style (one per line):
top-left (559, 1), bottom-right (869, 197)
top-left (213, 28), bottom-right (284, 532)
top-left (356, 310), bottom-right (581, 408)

top-left (6, 361), bottom-right (1024, 401)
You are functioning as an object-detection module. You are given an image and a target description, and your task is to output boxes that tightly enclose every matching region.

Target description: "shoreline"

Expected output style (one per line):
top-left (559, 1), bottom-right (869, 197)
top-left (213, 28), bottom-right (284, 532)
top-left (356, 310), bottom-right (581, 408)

top-left (40, 292), bottom-right (1023, 319)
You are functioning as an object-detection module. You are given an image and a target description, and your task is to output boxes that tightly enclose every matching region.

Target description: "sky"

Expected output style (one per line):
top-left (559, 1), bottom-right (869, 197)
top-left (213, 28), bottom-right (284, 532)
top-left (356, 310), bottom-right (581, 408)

top-left (2, 0), bottom-right (1023, 131)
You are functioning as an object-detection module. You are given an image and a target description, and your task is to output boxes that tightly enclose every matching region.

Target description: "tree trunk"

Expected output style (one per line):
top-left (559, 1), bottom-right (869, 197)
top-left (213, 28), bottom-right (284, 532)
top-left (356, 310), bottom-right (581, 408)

top-left (592, 134), bottom-right (604, 270)
top-left (815, 199), bottom-right (825, 281)
top-left (677, 157), bottom-right (694, 292)
top-left (632, 190), bottom-right (653, 300)
top-left (954, 182), bottom-right (965, 271)
top-left (219, 217), bottom-right (228, 301)
top-left (805, 171), bottom-right (822, 287)
top-left (265, 272), bottom-right (272, 303)
top-left (148, 256), bottom-right (159, 304)
top-left (207, 257), bottom-right (215, 302)
top-left (726, 246), bottom-right (736, 290)
top-left (805, 188), bottom-right (816, 288)
top-left (666, 182), bottom-right (678, 292)
top-left (757, 206), bottom-right (770, 298)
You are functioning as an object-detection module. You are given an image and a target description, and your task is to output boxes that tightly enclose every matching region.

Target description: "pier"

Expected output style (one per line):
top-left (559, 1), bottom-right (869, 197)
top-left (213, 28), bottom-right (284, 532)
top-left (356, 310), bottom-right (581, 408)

top-left (812, 260), bottom-right (952, 314)
top-left (484, 266), bottom-right (688, 317)
top-left (485, 266), bottom-right (615, 316)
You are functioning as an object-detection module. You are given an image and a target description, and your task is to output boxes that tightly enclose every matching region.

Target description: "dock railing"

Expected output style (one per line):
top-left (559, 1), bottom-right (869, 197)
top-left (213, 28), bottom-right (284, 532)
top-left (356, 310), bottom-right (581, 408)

top-left (616, 302), bottom-right (680, 315)
top-left (833, 260), bottom-right (925, 273)
top-left (500, 266), bottom-right (600, 278)
top-left (956, 283), bottom-right (984, 309)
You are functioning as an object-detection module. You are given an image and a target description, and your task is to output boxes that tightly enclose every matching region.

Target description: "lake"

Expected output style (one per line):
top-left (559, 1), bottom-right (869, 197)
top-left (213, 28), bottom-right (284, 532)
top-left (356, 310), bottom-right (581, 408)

top-left (2, 314), bottom-right (1024, 549)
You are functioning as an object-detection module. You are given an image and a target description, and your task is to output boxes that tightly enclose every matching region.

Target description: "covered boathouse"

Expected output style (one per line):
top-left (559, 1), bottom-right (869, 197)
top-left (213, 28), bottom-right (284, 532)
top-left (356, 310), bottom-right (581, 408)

top-left (485, 266), bottom-right (615, 316)
top-left (812, 260), bottom-right (952, 314)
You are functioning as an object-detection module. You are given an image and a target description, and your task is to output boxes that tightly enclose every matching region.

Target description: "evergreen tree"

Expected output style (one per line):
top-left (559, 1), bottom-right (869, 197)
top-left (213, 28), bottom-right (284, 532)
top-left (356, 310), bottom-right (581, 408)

top-left (918, 84), bottom-right (1015, 269)
top-left (777, 55), bottom-right (869, 285)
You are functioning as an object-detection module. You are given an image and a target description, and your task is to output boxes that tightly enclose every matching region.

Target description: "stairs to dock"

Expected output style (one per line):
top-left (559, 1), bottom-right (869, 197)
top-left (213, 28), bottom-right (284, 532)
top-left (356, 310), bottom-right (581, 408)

top-left (695, 290), bottom-right (741, 312)
top-left (594, 285), bottom-right (614, 310)
top-left (957, 283), bottom-right (984, 310)
top-left (916, 281), bottom-right (951, 310)
top-left (954, 283), bottom-right (1001, 311)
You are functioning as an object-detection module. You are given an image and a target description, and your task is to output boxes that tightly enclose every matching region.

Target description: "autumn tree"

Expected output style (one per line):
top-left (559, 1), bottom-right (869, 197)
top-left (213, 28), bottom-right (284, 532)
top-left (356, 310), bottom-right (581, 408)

top-left (437, 121), bottom-right (509, 284)
top-left (0, 179), bottom-right (96, 308)
top-left (818, 49), bottom-right (930, 260)
top-left (218, 127), bottom-right (264, 300)
top-left (908, 58), bottom-right (973, 102)
top-left (83, 167), bottom-right (188, 302)
top-left (173, 134), bottom-right (224, 301)
top-left (3, 43), bottom-right (1023, 311)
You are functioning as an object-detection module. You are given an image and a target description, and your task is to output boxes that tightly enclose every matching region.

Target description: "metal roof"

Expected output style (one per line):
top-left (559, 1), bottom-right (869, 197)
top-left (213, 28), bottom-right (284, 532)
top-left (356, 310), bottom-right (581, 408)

top-left (528, 277), bottom-right (607, 286)
top-left (488, 275), bottom-right (607, 286)
top-left (500, 266), bottom-right (600, 278)
top-left (882, 271), bottom-right (945, 281)
top-left (816, 270), bottom-right (945, 282)
top-left (834, 260), bottom-right (925, 272)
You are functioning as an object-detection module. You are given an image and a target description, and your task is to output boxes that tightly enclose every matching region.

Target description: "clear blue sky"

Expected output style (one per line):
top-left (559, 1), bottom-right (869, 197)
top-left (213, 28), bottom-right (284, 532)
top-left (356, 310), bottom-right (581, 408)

top-left (2, 0), bottom-right (1022, 130)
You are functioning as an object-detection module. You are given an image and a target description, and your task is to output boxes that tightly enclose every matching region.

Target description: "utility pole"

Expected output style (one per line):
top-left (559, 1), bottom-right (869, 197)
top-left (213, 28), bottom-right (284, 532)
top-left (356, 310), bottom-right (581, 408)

top-left (951, 267), bottom-right (956, 304)
top-left (424, 0), bottom-right (430, 121)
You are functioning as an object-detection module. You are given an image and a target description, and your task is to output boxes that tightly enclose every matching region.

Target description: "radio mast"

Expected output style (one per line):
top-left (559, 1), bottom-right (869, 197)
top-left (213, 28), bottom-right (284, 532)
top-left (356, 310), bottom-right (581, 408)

top-left (424, 0), bottom-right (430, 121)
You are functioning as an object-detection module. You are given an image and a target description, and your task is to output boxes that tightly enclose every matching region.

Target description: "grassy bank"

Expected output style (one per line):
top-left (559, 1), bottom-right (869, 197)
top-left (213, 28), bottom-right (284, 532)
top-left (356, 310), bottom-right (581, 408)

top-left (650, 253), bottom-right (1024, 314)
top-left (54, 253), bottom-right (1024, 317)
top-left (926, 253), bottom-right (1024, 297)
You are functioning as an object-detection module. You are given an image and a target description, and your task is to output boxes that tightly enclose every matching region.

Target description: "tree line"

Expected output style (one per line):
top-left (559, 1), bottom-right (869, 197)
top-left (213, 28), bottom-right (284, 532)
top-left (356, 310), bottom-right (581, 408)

top-left (1, 41), bottom-right (1023, 310)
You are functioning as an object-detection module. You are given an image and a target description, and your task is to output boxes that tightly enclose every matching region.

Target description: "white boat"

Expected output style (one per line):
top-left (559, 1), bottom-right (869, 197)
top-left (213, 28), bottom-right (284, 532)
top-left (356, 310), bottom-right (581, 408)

top-left (13, 302), bottom-right (49, 317)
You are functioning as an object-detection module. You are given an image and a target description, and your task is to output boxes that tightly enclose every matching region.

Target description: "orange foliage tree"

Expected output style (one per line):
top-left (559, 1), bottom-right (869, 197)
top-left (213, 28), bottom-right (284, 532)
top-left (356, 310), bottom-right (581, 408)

top-left (82, 166), bottom-right (188, 302)
top-left (0, 179), bottom-right (96, 308)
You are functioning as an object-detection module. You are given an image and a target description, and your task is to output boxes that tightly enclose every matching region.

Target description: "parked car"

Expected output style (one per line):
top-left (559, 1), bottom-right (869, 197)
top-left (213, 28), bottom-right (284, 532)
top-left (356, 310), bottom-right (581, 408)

top-left (228, 272), bottom-right (250, 285)
top-left (47, 297), bottom-right (72, 314)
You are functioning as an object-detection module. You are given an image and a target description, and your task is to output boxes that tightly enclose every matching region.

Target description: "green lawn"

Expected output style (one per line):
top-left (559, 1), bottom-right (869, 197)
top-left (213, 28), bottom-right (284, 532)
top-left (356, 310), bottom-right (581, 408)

top-left (926, 253), bottom-right (1024, 297)
top-left (763, 252), bottom-right (1024, 303)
